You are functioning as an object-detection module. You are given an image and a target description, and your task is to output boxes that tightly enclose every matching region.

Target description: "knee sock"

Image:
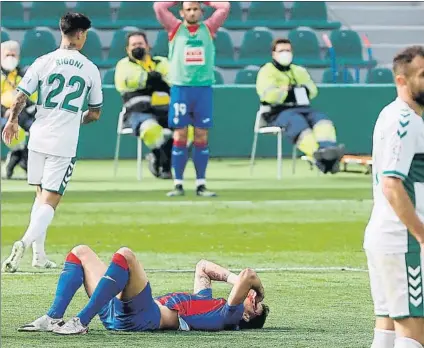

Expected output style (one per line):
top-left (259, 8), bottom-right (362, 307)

top-left (313, 120), bottom-right (337, 148)
top-left (30, 197), bottom-right (46, 261)
top-left (47, 252), bottom-right (84, 319)
top-left (77, 253), bottom-right (129, 326)
top-left (172, 140), bottom-right (188, 185)
top-left (371, 329), bottom-right (396, 348)
top-left (296, 129), bottom-right (319, 158)
top-left (192, 142), bottom-right (209, 187)
top-left (394, 337), bottom-right (423, 348)
top-left (21, 204), bottom-right (55, 248)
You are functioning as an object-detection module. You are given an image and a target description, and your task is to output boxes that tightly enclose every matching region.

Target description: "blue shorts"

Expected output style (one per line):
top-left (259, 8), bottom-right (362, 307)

top-left (269, 107), bottom-right (329, 143)
top-left (98, 283), bottom-right (161, 332)
top-left (168, 85), bottom-right (213, 129)
top-left (127, 112), bottom-right (154, 137)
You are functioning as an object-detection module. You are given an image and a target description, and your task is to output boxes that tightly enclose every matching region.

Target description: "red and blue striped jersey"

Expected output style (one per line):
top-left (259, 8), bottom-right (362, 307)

top-left (155, 288), bottom-right (244, 331)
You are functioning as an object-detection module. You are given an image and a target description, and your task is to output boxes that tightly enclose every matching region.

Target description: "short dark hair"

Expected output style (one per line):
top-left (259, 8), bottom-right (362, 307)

top-left (180, 1), bottom-right (203, 10)
top-left (393, 45), bottom-right (424, 77)
top-left (126, 31), bottom-right (149, 47)
top-left (238, 304), bottom-right (270, 330)
top-left (272, 38), bottom-right (291, 52)
top-left (60, 12), bottom-right (91, 36)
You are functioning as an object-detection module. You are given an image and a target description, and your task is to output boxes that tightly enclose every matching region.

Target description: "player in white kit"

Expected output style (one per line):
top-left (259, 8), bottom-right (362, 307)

top-left (2, 13), bottom-right (103, 273)
top-left (364, 46), bottom-right (424, 348)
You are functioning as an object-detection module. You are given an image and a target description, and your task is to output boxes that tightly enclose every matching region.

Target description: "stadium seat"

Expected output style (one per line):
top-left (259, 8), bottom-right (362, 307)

top-left (80, 30), bottom-right (104, 67)
top-left (289, 29), bottom-right (329, 68)
top-left (2, 2), bottom-right (29, 29)
top-left (223, 2), bottom-right (245, 29)
top-left (116, 2), bottom-right (162, 29)
top-left (214, 70), bottom-right (224, 85)
top-left (1, 29), bottom-right (10, 43)
top-left (74, 1), bottom-right (114, 29)
top-left (329, 30), bottom-right (377, 67)
top-left (246, 2), bottom-right (290, 29)
top-left (289, 2), bottom-right (341, 29)
top-left (322, 68), bottom-right (354, 84)
top-left (104, 28), bottom-right (135, 67)
top-left (28, 1), bottom-right (68, 28)
top-left (234, 66), bottom-right (260, 84)
top-left (152, 31), bottom-right (169, 57)
top-left (215, 29), bottom-right (237, 68)
top-left (20, 28), bottom-right (57, 67)
top-left (102, 68), bottom-right (115, 85)
top-left (238, 28), bottom-right (273, 67)
top-left (366, 67), bottom-right (394, 84)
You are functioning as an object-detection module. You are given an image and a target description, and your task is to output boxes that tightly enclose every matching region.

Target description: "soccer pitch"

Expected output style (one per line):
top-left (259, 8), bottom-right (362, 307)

top-left (2, 159), bottom-right (375, 348)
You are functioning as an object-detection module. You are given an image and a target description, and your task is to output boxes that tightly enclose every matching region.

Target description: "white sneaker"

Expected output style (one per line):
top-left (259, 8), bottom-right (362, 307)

top-left (32, 258), bottom-right (57, 269)
top-left (18, 315), bottom-right (64, 332)
top-left (2, 241), bottom-right (25, 273)
top-left (53, 317), bottom-right (88, 335)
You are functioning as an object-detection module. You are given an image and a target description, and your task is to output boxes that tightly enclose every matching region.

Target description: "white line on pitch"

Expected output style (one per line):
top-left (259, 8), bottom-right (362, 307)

top-left (2, 266), bottom-right (367, 276)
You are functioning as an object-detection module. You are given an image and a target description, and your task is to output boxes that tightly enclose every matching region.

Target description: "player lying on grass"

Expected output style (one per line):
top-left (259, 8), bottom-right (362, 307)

top-left (19, 245), bottom-right (269, 334)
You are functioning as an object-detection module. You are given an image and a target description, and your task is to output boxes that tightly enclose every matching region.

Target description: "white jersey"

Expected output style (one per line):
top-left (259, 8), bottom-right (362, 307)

top-left (17, 49), bottom-right (103, 158)
top-left (364, 97), bottom-right (424, 253)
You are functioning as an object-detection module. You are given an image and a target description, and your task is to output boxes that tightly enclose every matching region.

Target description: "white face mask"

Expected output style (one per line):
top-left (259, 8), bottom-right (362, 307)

top-left (276, 51), bottom-right (293, 66)
top-left (1, 56), bottom-right (19, 72)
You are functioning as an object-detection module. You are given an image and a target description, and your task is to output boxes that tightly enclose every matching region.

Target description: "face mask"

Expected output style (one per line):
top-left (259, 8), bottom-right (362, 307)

top-left (412, 90), bottom-right (424, 108)
top-left (276, 52), bottom-right (293, 66)
top-left (131, 47), bottom-right (146, 61)
top-left (1, 56), bottom-right (19, 72)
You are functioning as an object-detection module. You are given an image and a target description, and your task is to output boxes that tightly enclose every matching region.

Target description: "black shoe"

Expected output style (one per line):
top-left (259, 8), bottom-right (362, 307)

top-left (196, 185), bottom-right (217, 197)
top-left (147, 153), bottom-right (160, 178)
top-left (167, 184), bottom-right (185, 197)
top-left (313, 145), bottom-right (345, 174)
top-left (159, 171), bottom-right (173, 180)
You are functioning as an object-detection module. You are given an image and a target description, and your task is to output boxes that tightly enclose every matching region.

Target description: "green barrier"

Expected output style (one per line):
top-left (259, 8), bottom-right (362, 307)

top-left (1, 85), bottom-right (396, 159)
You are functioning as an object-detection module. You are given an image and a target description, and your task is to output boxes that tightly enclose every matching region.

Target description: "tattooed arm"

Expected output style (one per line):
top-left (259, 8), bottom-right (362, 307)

top-left (193, 259), bottom-right (239, 293)
top-left (8, 91), bottom-right (28, 123)
top-left (2, 91), bottom-right (28, 144)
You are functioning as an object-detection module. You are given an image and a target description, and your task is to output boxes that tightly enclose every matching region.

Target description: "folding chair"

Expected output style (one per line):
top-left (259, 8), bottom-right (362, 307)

top-left (250, 106), bottom-right (297, 180)
top-left (113, 108), bottom-right (143, 181)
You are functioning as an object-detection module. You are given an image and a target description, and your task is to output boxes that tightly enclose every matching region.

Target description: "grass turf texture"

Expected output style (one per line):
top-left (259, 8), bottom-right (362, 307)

top-left (2, 159), bottom-right (375, 348)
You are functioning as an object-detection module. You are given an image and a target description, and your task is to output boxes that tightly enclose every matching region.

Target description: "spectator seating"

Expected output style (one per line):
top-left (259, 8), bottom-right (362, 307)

top-left (234, 66), bottom-right (260, 84)
top-left (20, 28), bottom-right (57, 66)
top-left (366, 67), bottom-right (394, 84)
top-left (322, 68), bottom-right (355, 84)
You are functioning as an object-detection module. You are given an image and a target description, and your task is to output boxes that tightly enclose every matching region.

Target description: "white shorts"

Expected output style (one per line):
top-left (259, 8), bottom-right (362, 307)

top-left (27, 150), bottom-right (76, 195)
top-left (366, 250), bottom-right (424, 319)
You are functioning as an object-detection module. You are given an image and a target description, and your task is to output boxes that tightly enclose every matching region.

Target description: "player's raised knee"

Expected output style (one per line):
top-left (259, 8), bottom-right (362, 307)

top-left (116, 247), bottom-right (137, 264)
top-left (71, 245), bottom-right (94, 259)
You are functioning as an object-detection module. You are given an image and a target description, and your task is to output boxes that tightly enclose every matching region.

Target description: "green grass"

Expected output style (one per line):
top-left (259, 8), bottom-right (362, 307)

top-left (1, 159), bottom-right (375, 348)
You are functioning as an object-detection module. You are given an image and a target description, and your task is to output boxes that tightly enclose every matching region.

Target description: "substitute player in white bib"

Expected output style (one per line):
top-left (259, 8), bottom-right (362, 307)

top-left (2, 12), bottom-right (102, 273)
top-left (364, 46), bottom-right (424, 348)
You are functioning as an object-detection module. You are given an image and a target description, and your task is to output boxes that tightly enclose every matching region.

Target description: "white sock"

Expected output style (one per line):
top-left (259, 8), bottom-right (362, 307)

top-left (196, 179), bottom-right (206, 187)
top-left (174, 179), bottom-right (183, 186)
top-left (29, 197), bottom-right (47, 260)
top-left (371, 329), bottom-right (396, 348)
top-left (394, 337), bottom-right (423, 348)
top-left (32, 232), bottom-right (47, 261)
top-left (21, 204), bottom-right (55, 248)
top-left (30, 197), bottom-right (41, 220)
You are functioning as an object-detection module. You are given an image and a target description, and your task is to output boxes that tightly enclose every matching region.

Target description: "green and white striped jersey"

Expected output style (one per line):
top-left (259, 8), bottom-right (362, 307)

top-left (18, 49), bottom-right (103, 158)
top-left (364, 97), bottom-right (424, 253)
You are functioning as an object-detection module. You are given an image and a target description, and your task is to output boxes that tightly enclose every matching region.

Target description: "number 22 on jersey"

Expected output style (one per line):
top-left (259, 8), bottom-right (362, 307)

top-left (38, 73), bottom-right (87, 113)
